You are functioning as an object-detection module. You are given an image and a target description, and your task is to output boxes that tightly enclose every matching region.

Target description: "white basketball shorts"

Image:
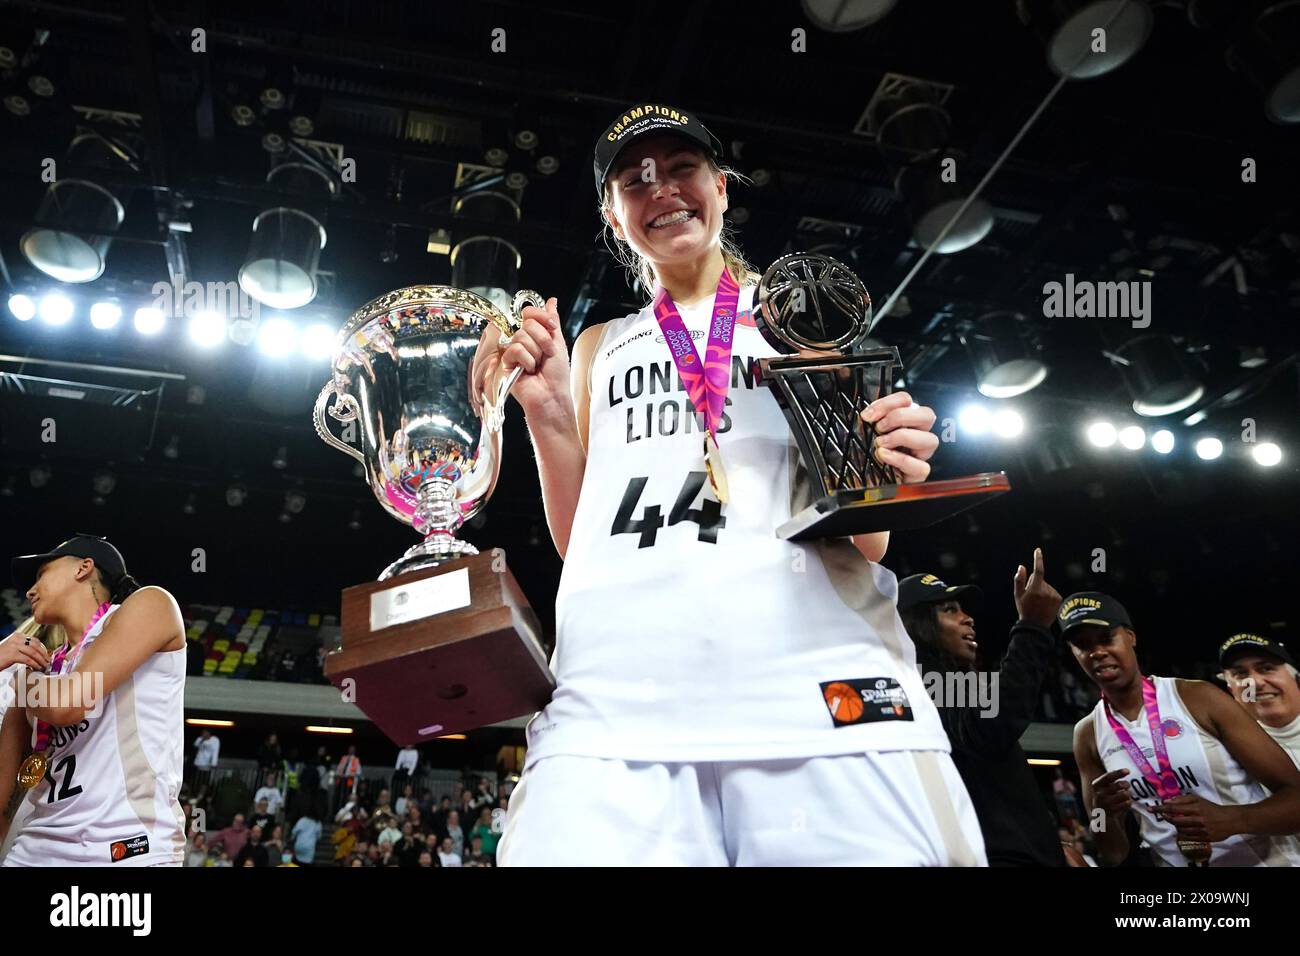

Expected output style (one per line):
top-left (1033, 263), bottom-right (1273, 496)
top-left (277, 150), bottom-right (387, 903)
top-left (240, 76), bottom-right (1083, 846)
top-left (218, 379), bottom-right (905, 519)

top-left (496, 748), bottom-right (987, 866)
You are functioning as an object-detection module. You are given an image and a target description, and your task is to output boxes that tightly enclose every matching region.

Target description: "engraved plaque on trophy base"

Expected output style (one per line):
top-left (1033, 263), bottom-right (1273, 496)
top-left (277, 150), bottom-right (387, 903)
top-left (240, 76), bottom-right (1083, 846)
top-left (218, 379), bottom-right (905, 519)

top-left (325, 551), bottom-right (555, 745)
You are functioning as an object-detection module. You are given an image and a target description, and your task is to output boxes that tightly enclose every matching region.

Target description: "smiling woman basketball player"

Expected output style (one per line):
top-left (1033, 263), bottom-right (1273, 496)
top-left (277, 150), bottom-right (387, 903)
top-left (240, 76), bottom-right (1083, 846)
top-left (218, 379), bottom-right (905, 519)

top-left (0, 534), bottom-right (187, 866)
top-left (473, 104), bottom-right (985, 866)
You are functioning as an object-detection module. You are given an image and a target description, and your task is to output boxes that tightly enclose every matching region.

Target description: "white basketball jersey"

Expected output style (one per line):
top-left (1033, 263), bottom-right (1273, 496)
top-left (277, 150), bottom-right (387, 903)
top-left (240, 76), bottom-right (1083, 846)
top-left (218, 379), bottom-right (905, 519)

top-left (1091, 676), bottom-right (1300, 867)
top-left (4, 605), bottom-right (187, 867)
top-left (524, 283), bottom-right (949, 766)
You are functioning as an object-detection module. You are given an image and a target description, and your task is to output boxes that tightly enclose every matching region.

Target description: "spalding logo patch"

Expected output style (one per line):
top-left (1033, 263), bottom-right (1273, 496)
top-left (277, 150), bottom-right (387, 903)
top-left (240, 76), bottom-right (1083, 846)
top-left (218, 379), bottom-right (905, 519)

top-left (110, 834), bottom-right (150, 862)
top-left (820, 677), bottom-right (913, 727)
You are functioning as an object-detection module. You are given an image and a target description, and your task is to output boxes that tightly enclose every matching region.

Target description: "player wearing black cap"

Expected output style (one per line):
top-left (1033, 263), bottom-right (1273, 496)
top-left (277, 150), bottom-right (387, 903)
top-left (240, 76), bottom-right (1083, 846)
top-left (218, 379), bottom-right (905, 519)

top-left (472, 103), bottom-right (984, 866)
top-left (1219, 634), bottom-right (1300, 770)
top-left (1066, 592), bottom-right (1300, 867)
top-left (897, 549), bottom-right (1068, 866)
top-left (0, 534), bottom-right (188, 865)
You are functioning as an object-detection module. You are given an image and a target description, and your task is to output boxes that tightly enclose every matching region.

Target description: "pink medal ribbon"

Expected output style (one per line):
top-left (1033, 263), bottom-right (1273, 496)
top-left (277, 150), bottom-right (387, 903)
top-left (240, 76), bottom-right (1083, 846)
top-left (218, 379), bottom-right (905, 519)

top-left (32, 600), bottom-right (111, 751)
top-left (652, 268), bottom-right (741, 502)
top-left (1103, 676), bottom-right (1181, 800)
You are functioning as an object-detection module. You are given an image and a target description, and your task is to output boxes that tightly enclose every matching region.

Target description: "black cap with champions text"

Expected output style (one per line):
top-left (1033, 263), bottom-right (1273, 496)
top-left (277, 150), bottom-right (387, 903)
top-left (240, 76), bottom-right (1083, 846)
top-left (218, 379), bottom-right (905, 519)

top-left (1058, 591), bottom-right (1133, 639)
top-left (11, 533), bottom-right (128, 593)
top-left (1219, 633), bottom-right (1297, 669)
top-left (593, 103), bottom-right (724, 197)
top-left (896, 573), bottom-right (983, 614)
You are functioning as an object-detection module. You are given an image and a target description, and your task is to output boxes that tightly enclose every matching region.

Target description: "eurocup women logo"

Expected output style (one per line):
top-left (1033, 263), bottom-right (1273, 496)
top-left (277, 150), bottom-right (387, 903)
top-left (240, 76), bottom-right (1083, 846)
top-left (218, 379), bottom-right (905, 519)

top-left (1161, 718), bottom-right (1183, 738)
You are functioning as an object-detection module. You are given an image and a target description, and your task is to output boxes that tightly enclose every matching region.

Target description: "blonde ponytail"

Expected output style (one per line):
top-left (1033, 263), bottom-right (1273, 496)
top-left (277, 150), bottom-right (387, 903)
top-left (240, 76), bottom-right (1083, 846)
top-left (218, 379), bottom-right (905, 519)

top-left (14, 615), bottom-right (68, 655)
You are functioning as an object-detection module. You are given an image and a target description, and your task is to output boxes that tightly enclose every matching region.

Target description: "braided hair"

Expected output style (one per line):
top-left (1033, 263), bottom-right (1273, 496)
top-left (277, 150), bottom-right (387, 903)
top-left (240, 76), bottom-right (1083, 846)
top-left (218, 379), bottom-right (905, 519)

top-left (95, 568), bottom-right (142, 605)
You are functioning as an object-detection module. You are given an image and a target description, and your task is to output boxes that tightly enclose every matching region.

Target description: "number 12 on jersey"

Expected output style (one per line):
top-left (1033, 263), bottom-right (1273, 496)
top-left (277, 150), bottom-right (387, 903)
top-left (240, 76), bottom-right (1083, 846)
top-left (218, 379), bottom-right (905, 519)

top-left (611, 472), bottom-right (726, 548)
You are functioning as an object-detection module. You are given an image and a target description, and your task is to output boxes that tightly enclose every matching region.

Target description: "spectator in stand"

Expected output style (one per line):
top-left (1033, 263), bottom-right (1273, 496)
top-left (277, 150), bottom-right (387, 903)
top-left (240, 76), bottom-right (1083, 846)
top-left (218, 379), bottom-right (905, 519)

top-left (335, 745), bottom-right (361, 806)
top-left (1053, 769), bottom-right (1083, 825)
top-left (355, 778), bottom-right (373, 813)
top-left (372, 788), bottom-right (394, 821)
top-left (470, 806), bottom-right (499, 861)
top-left (235, 824), bottom-right (270, 867)
top-left (405, 805), bottom-right (422, 834)
top-left (249, 798), bottom-right (275, 834)
top-left (256, 732), bottom-right (283, 787)
top-left (294, 751), bottom-right (320, 821)
top-left (469, 777), bottom-right (495, 813)
top-left (366, 844), bottom-right (382, 867)
top-left (291, 802), bottom-right (322, 866)
top-left (451, 780), bottom-right (465, 805)
top-left (255, 770), bottom-right (285, 818)
top-left (376, 817), bottom-right (402, 851)
top-left (444, 809), bottom-right (464, 857)
top-left (394, 744), bottom-right (418, 792)
top-left (395, 783), bottom-right (415, 818)
top-left (418, 850), bottom-right (436, 868)
top-left (263, 823), bottom-right (286, 859)
top-left (208, 812), bottom-right (249, 860)
top-left (464, 834), bottom-right (490, 867)
top-left (458, 789), bottom-right (474, 824)
top-left (395, 822), bottom-right (421, 867)
top-left (185, 831), bottom-right (208, 868)
top-left (417, 789), bottom-right (437, 825)
top-left (212, 848), bottom-right (232, 868)
top-left (438, 836), bottom-right (463, 867)
top-left (193, 729), bottom-right (220, 789)
top-left (430, 794), bottom-right (451, 832)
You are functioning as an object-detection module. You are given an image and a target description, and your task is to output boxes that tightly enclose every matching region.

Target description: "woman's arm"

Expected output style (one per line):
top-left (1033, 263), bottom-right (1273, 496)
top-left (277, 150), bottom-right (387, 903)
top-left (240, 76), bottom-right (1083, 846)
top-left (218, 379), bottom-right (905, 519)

top-left (1074, 717), bottom-right (1132, 866)
top-left (0, 702), bottom-right (29, 845)
top-left (1162, 680), bottom-right (1300, 840)
top-left (23, 586), bottom-right (184, 727)
top-left (527, 323), bottom-right (600, 560)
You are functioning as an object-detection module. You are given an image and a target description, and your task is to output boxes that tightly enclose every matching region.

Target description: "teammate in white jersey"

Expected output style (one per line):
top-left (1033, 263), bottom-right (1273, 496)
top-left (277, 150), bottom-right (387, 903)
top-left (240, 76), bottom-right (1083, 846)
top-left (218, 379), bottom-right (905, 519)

top-left (1218, 633), bottom-right (1300, 770)
top-left (472, 103), bottom-right (985, 865)
top-left (0, 534), bottom-right (187, 866)
top-left (1066, 592), bottom-right (1300, 867)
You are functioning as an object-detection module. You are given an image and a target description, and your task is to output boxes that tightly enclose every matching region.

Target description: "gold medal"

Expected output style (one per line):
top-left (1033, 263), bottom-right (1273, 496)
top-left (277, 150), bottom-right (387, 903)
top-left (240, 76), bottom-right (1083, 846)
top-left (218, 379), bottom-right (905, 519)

top-left (703, 433), bottom-right (730, 504)
top-left (17, 751), bottom-right (48, 790)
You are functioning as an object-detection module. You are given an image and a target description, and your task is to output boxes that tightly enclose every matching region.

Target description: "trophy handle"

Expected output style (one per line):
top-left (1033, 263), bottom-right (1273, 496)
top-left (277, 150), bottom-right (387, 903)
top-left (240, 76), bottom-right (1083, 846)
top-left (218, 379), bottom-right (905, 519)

top-left (313, 381), bottom-right (367, 465)
top-left (482, 289), bottom-right (547, 432)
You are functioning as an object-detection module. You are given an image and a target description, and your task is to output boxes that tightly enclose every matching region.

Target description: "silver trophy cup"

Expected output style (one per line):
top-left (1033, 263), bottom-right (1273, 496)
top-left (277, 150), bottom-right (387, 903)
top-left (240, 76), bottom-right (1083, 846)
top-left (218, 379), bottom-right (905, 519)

top-left (313, 284), bottom-right (543, 579)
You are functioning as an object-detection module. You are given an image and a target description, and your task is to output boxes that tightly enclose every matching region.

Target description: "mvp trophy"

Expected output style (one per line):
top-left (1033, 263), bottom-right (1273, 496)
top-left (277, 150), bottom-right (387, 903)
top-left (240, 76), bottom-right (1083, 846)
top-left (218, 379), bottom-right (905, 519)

top-left (755, 253), bottom-right (1010, 539)
top-left (313, 285), bottom-right (554, 744)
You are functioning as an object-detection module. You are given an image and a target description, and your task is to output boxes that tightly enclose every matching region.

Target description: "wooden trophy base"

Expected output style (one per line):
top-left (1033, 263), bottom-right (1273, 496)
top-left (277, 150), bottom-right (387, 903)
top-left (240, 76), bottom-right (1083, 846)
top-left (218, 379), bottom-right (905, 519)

top-left (778, 472), bottom-right (1012, 540)
top-left (325, 550), bottom-right (555, 745)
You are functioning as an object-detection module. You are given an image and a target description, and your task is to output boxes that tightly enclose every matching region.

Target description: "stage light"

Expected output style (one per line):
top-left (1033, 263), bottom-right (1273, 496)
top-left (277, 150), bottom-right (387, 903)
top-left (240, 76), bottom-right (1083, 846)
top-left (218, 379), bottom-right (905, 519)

top-left (182, 493), bottom-right (197, 515)
top-left (284, 491), bottom-right (306, 514)
top-left (801, 0), bottom-right (897, 31)
top-left (302, 323), bottom-right (335, 360)
top-left (238, 163), bottom-right (335, 309)
top-left (1020, 0), bottom-right (1154, 80)
top-left (134, 307), bottom-right (165, 335)
top-left (1252, 442), bottom-right (1282, 467)
top-left (1086, 421), bottom-right (1117, 448)
top-left (20, 135), bottom-right (134, 283)
top-left (1151, 429), bottom-right (1175, 454)
top-left (186, 718), bottom-right (235, 727)
top-left (1118, 425), bottom-right (1145, 450)
top-left (1226, 2), bottom-right (1300, 123)
top-left (306, 725), bottom-right (353, 735)
top-left (966, 312), bottom-right (1049, 398)
top-left (225, 483), bottom-right (248, 508)
top-left (272, 446), bottom-right (289, 470)
top-left (90, 301), bottom-right (121, 329)
top-left (163, 435), bottom-right (180, 460)
top-left (91, 471), bottom-right (116, 496)
top-left (1115, 335), bottom-right (1204, 417)
top-left (257, 317), bottom-right (297, 357)
top-left (7, 294), bottom-right (36, 321)
top-left (29, 465), bottom-right (51, 488)
top-left (188, 310), bottom-right (226, 348)
top-left (992, 408), bottom-right (1024, 439)
top-left (38, 293), bottom-right (73, 325)
top-left (1195, 437), bottom-right (1223, 460)
top-left (959, 404), bottom-right (991, 435)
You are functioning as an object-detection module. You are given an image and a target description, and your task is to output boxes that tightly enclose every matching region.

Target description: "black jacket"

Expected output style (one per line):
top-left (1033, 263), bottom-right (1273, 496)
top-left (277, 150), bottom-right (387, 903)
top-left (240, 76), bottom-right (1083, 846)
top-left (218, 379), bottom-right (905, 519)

top-left (931, 620), bottom-right (1064, 867)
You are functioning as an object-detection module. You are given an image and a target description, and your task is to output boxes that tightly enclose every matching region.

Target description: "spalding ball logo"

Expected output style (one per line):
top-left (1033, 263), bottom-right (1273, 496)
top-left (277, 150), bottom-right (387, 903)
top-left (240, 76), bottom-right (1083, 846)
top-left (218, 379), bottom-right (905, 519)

top-left (823, 682), bottom-right (864, 722)
top-left (111, 842), bottom-right (127, 861)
